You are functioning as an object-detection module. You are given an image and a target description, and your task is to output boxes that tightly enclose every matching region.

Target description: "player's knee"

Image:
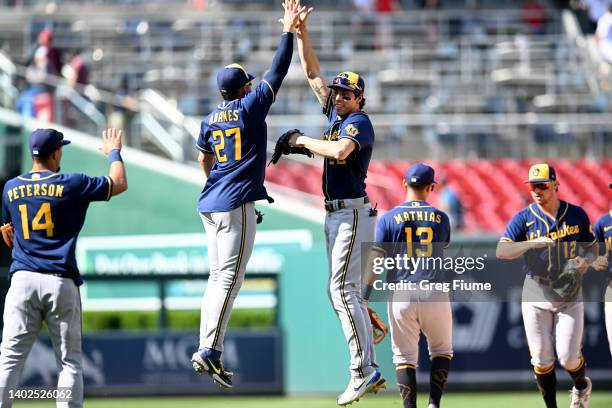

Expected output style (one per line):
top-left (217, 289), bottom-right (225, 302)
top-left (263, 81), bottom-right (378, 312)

top-left (531, 356), bottom-right (556, 371)
top-left (430, 351), bottom-right (453, 360)
top-left (558, 354), bottom-right (581, 371)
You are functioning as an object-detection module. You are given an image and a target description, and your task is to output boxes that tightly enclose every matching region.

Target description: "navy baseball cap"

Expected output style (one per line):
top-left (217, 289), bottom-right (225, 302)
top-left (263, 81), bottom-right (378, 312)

top-left (217, 63), bottom-right (256, 92)
top-left (526, 163), bottom-right (556, 183)
top-left (406, 163), bottom-right (436, 185)
top-left (329, 71), bottom-right (365, 95)
top-left (29, 128), bottom-right (70, 156)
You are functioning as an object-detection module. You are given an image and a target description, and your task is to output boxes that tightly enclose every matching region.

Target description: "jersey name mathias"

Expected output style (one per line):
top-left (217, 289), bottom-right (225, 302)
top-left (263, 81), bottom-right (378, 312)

top-left (501, 201), bottom-right (596, 279)
top-left (322, 101), bottom-right (374, 201)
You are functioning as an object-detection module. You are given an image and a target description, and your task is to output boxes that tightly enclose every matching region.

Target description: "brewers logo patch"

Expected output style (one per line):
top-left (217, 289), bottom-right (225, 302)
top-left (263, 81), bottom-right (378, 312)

top-left (345, 124), bottom-right (359, 137)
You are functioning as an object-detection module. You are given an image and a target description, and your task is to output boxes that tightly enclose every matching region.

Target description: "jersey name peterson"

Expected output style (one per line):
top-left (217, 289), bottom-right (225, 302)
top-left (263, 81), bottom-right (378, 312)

top-left (6, 183), bottom-right (65, 201)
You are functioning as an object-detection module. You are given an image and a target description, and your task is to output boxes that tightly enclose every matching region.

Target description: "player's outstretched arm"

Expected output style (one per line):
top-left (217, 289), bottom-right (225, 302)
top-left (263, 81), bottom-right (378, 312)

top-left (496, 237), bottom-right (554, 260)
top-left (295, 8), bottom-right (329, 108)
top-left (262, 0), bottom-right (306, 96)
top-left (100, 128), bottom-right (128, 197)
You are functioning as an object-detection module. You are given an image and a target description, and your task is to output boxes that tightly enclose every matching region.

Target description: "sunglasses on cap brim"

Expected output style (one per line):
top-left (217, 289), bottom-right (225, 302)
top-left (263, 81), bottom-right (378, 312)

top-left (528, 182), bottom-right (551, 191)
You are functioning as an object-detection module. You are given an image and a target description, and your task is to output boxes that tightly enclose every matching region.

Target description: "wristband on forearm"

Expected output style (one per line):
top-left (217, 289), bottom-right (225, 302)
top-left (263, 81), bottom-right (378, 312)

top-left (108, 149), bottom-right (122, 163)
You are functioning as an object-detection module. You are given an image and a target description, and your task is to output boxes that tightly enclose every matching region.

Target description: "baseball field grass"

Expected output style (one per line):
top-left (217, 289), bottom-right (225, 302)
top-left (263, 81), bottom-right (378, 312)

top-left (15, 392), bottom-right (612, 407)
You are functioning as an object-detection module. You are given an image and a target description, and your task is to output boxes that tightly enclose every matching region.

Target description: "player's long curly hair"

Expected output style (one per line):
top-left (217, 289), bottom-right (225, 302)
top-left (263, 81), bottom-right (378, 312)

top-left (359, 96), bottom-right (366, 110)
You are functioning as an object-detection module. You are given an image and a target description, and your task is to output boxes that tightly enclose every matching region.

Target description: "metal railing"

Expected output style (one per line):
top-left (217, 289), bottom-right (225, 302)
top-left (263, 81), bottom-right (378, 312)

top-left (0, 53), bottom-right (198, 161)
top-left (0, 7), bottom-right (609, 162)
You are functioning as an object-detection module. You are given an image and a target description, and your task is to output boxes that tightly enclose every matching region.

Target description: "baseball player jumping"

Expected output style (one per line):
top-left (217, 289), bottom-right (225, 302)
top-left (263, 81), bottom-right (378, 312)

top-left (283, 8), bottom-right (384, 405)
top-left (592, 183), bottom-right (611, 357)
top-left (190, 0), bottom-right (306, 389)
top-left (0, 127), bottom-right (128, 408)
top-left (497, 163), bottom-right (599, 408)
top-left (365, 163), bottom-right (452, 408)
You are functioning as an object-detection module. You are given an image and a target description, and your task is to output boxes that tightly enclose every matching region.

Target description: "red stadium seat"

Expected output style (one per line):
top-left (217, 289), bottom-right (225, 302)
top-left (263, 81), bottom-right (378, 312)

top-left (265, 159), bottom-right (612, 233)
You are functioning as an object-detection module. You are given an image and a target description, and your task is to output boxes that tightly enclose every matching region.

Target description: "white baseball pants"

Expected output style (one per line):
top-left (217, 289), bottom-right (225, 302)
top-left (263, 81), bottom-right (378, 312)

top-left (0, 271), bottom-right (83, 408)
top-left (325, 203), bottom-right (377, 379)
top-left (605, 282), bottom-right (612, 358)
top-left (521, 275), bottom-right (584, 370)
top-left (199, 202), bottom-right (256, 352)
top-left (387, 291), bottom-right (453, 366)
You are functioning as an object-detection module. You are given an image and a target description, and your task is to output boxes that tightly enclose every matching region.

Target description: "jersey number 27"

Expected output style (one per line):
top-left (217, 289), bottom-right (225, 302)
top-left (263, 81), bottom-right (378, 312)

top-left (18, 203), bottom-right (55, 239)
top-left (212, 127), bottom-right (242, 162)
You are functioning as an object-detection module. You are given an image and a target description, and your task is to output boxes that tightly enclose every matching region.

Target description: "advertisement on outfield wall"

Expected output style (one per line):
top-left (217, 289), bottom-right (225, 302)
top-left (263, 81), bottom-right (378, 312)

top-left (20, 331), bottom-right (283, 395)
top-left (75, 230), bottom-right (313, 310)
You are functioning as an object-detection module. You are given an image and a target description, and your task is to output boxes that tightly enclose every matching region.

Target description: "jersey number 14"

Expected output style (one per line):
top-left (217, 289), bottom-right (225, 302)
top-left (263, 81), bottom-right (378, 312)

top-left (18, 203), bottom-right (55, 239)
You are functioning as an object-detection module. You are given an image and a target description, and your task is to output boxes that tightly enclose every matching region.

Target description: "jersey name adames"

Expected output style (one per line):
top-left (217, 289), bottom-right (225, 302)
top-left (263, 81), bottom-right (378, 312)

top-left (2, 171), bottom-right (111, 285)
top-left (501, 201), bottom-right (596, 281)
top-left (375, 200), bottom-right (451, 283)
top-left (322, 97), bottom-right (374, 201)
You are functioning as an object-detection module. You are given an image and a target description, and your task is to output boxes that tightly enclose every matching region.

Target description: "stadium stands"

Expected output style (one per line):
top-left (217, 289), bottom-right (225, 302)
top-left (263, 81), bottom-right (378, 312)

top-left (266, 158), bottom-right (612, 233)
top-left (0, 2), bottom-right (609, 236)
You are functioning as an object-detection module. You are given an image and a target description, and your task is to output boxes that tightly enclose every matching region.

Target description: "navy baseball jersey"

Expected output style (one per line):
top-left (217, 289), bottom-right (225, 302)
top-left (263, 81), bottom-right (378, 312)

top-left (594, 210), bottom-right (612, 251)
top-left (321, 95), bottom-right (374, 200)
top-left (501, 201), bottom-right (596, 281)
top-left (197, 32), bottom-right (293, 213)
top-left (1, 171), bottom-right (111, 285)
top-left (375, 200), bottom-right (451, 283)
top-left (196, 91), bottom-right (272, 212)
top-left (594, 210), bottom-right (611, 275)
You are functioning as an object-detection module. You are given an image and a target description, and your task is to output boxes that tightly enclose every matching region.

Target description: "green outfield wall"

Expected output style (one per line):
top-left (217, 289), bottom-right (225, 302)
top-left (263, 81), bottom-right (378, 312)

top-left (1, 118), bottom-right (392, 393)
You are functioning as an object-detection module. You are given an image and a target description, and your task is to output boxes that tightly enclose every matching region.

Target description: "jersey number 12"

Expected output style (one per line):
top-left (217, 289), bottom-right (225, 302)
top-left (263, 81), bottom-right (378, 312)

top-left (18, 203), bottom-right (55, 239)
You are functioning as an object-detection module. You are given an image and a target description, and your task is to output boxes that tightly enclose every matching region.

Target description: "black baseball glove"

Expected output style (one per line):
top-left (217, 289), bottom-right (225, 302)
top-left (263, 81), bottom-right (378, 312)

top-left (551, 258), bottom-right (583, 302)
top-left (268, 129), bottom-right (313, 166)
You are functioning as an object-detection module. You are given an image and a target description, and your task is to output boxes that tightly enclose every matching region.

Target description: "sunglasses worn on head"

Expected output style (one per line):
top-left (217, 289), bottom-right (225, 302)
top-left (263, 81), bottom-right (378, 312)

top-left (528, 183), bottom-right (550, 191)
top-left (333, 76), bottom-right (362, 92)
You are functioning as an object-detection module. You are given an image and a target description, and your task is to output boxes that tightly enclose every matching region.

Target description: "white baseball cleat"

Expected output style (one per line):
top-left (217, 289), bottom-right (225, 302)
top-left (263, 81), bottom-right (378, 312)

top-left (337, 370), bottom-right (380, 406)
top-left (570, 377), bottom-right (592, 408)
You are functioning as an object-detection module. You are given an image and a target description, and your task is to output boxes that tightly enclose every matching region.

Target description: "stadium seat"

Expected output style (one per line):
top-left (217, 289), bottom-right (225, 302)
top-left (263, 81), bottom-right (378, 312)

top-left (266, 158), bottom-right (611, 233)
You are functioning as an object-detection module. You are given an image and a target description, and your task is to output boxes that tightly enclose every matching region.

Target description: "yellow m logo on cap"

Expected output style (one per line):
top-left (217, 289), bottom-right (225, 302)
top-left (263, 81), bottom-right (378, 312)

top-left (528, 163), bottom-right (550, 181)
top-left (340, 71), bottom-right (360, 85)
